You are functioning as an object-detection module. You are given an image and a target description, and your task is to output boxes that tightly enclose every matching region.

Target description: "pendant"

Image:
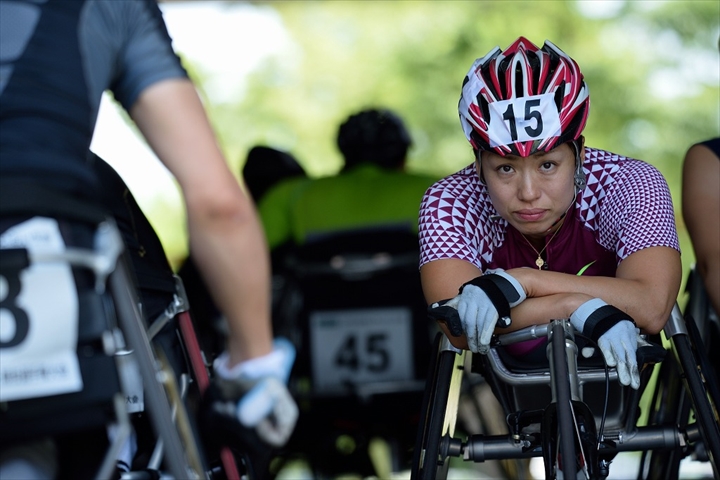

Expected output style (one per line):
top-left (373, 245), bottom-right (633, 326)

top-left (535, 257), bottom-right (545, 270)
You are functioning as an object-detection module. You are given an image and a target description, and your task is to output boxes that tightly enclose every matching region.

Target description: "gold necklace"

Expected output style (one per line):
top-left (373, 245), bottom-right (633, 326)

top-left (520, 224), bottom-right (563, 270)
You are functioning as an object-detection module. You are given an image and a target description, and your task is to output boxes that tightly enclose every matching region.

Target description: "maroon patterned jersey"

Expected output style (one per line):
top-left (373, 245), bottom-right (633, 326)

top-left (420, 147), bottom-right (679, 276)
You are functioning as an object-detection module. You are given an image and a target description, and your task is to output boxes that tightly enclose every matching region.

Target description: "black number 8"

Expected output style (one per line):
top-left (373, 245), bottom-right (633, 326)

top-left (0, 272), bottom-right (30, 348)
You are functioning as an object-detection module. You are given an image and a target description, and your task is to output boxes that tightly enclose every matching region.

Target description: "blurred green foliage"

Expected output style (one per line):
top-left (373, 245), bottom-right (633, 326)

top-left (159, 0), bottom-right (719, 304)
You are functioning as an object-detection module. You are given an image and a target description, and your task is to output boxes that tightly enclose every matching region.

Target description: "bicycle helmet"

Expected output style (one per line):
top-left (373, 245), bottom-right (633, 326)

top-left (459, 37), bottom-right (589, 158)
top-left (337, 108), bottom-right (412, 171)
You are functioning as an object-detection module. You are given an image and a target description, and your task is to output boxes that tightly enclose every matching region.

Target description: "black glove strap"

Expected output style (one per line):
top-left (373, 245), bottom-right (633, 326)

top-left (462, 275), bottom-right (512, 322)
top-left (582, 305), bottom-right (636, 341)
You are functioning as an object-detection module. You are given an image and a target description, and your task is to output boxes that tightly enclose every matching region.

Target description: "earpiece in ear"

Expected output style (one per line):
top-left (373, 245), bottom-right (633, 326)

top-left (571, 140), bottom-right (586, 191)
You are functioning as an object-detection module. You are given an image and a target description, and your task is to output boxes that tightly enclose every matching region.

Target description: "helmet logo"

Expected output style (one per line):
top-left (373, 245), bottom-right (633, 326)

top-left (488, 93), bottom-right (561, 152)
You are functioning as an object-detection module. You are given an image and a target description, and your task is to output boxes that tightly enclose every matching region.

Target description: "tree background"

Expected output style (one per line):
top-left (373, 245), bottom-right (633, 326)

top-left (147, 0), bottom-right (719, 304)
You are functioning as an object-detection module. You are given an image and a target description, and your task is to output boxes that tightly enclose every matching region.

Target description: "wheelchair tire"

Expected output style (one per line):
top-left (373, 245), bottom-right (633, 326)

top-left (640, 357), bottom-right (689, 480)
top-left (549, 321), bottom-right (577, 480)
top-left (411, 333), bottom-right (457, 480)
top-left (684, 314), bottom-right (720, 425)
top-left (675, 316), bottom-right (720, 476)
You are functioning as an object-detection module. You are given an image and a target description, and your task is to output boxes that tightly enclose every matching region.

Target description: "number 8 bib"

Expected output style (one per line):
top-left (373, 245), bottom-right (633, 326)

top-left (0, 217), bottom-right (83, 402)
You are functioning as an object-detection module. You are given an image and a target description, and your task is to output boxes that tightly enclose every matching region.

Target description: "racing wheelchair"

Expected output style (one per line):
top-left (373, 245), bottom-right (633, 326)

top-left (268, 229), bottom-right (436, 478)
top-left (0, 217), bottom-right (205, 479)
top-left (0, 182), bottom-right (248, 479)
top-left (412, 300), bottom-right (720, 479)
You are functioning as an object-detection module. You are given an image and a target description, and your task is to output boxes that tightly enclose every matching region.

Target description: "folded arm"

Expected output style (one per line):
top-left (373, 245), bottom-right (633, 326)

top-left (507, 246), bottom-right (681, 335)
top-left (421, 245), bottom-right (681, 350)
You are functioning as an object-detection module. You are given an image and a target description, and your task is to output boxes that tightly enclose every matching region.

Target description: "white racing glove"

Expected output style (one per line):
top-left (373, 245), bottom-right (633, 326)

top-left (428, 269), bottom-right (526, 354)
top-left (212, 338), bottom-right (299, 447)
top-left (570, 298), bottom-right (641, 390)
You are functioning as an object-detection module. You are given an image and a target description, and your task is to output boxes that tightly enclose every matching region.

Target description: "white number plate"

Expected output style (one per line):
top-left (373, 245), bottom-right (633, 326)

top-left (0, 217), bottom-right (83, 402)
top-left (488, 93), bottom-right (561, 147)
top-left (310, 307), bottom-right (413, 393)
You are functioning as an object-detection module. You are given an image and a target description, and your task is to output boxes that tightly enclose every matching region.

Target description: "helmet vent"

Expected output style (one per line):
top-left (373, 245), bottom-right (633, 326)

top-left (554, 85), bottom-right (564, 110)
top-left (514, 63), bottom-right (525, 98)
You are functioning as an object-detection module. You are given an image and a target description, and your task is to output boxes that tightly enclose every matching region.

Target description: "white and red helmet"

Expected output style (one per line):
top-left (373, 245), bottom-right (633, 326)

top-left (459, 37), bottom-right (589, 157)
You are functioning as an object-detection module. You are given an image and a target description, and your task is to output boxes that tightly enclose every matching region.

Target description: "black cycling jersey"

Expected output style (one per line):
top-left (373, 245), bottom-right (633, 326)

top-left (0, 0), bottom-right (187, 200)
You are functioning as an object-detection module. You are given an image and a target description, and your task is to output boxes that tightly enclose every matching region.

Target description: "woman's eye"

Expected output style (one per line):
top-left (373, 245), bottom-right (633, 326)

top-left (499, 165), bottom-right (513, 173)
top-left (540, 162), bottom-right (555, 170)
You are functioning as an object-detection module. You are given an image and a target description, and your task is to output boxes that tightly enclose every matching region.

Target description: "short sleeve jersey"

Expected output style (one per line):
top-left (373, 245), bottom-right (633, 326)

top-left (419, 148), bottom-right (680, 276)
top-left (260, 163), bottom-right (439, 249)
top-left (0, 0), bottom-right (187, 199)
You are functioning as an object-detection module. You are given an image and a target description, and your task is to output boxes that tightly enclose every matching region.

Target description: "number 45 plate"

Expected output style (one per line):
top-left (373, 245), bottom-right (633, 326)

top-left (310, 307), bottom-right (413, 393)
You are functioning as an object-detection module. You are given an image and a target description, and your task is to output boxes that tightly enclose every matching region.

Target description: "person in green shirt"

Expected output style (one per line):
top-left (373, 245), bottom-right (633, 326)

top-left (258, 108), bottom-right (439, 477)
top-left (259, 108), bottom-right (438, 250)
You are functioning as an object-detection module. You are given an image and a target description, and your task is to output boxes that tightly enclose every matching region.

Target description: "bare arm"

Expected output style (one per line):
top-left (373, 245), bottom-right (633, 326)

top-left (682, 143), bottom-right (720, 314)
top-left (420, 258), bottom-right (479, 349)
top-left (129, 78), bottom-right (273, 365)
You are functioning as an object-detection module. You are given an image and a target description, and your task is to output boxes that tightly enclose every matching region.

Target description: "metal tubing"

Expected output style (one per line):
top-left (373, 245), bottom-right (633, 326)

top-left (612, 425), bottom-right (682, 452)
top-left (463, 425), bottom-right (681, 463)
top-left (440, 334), bottom-right (463, 354)
top-left (495, 324), bottom-right (549, 345)
top-left (663, 303), bottom-right (688, 338)
top-left (110, 261), bottom-right (199, 480)
top-left (487, 326), bottom-right (618, 387)
top-left (463, 434), bottom-right (541, 462)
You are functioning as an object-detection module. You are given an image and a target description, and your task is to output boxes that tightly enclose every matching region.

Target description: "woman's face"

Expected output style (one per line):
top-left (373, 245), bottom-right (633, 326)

top-left (479, 142), bottom-right (577, 239)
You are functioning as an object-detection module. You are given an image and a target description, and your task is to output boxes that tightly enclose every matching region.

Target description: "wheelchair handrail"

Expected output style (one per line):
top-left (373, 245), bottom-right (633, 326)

top-left (485, 321), bottom-right (619, 387)
top-left (494, 323), bottom-right (549, 345)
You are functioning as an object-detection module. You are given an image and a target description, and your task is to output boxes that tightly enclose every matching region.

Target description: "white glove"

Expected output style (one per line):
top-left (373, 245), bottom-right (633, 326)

top-left (570, 298), bottom-right (640, 389)
top-left (430, 269), bottom-right (526, 354)
top-left (213, 338), bottom-right (299, 446)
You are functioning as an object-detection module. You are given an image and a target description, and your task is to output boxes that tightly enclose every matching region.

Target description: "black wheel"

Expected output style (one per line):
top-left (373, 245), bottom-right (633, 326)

top-left (684, 314), bottom-right (720, 426)
top-left (411, 333), bottom-right (463, 480)
top-left (547, 321), bottom-right (577, 480)
top-left (639, 356), bottom-right (689, 480)
top-left (674, 315), bottom-right (720, 477)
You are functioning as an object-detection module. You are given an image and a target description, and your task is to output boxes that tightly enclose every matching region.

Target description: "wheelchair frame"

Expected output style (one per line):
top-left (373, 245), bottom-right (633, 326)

top-left (412, 304), bottom-right (720, 480)
top-left (269, 231), bottom-right (434, 478)
top-left (110, 267), bottom-right (249, 480)
top-left (0, 220), bottom-right (246, 480)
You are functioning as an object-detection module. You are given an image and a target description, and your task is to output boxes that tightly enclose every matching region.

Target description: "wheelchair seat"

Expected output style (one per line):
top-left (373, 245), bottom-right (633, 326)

top-left (272, 229), bottom-right (434, 476)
